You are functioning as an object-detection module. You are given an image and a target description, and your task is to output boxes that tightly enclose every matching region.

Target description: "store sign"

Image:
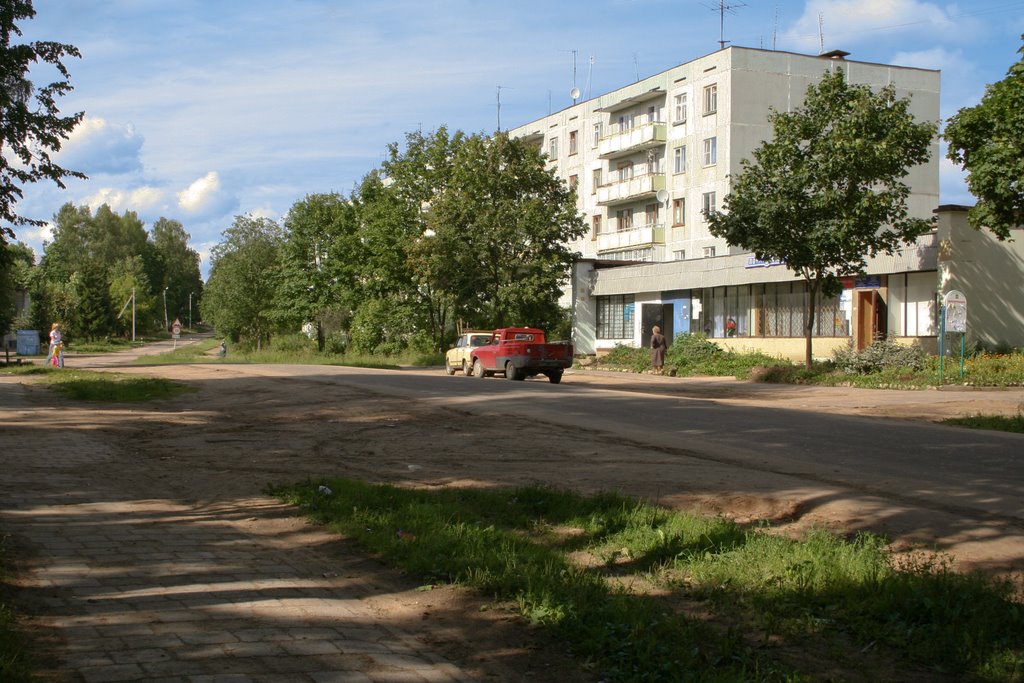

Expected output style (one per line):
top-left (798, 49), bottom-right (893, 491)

top-left (745, 257), bottom-right (786, 269)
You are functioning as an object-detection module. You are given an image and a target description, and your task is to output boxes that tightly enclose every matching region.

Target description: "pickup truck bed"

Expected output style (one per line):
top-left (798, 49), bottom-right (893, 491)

top-left (469, 327), bottom-right (573, 383)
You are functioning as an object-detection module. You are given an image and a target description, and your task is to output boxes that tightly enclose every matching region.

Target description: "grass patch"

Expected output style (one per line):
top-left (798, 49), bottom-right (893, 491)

top-left (1, 366), bottom-right (195, 402)
top-left (0, 537), bottom-right (32, 683)
top-left (272, 480), bottom-right (1024, 681)
top-left (942, 412), bottom-right (1024, 433)
top-left (133, 338), bottom-right (221, 364)
top-left (63, 338), bottom-right (147, 353)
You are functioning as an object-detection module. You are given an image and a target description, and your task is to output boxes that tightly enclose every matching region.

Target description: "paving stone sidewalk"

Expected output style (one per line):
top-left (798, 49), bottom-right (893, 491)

top-left (0, 378), bottom-right (479, 683)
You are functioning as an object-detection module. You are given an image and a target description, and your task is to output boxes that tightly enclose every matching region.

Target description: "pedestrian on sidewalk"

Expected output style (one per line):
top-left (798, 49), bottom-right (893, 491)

top-left (650, 325), bottom-right (667, 372)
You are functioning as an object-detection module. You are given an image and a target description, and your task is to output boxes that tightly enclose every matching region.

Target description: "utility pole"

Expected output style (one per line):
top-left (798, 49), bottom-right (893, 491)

top-left (163, 287), bottom-right (168, 331)
top-left (189, 291), bottom-right (193, 330)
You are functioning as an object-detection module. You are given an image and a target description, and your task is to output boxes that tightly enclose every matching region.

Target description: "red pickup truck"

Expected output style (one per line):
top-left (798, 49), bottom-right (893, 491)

top-left (469, 327), bottom-right (573, 383)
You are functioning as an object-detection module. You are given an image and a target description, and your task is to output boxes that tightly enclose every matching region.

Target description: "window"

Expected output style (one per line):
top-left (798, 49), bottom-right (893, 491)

top-left (645, 203), bottom-right (659, 226)
top-left (615, 208), bottom-right (634, 231)
top-left (569, 130), bottom-right (578, 155)
top-left (591, 168), bottom-right (602, 194)
top-left (701, 191), bottom-right (716, 217)
top-left (703, 246), bottom-right (716, 258)
top-left (617, 161), bottom-right (634, 182)
top-left (548, 136), bottom-right (558, 158)
top-left (672, 198), bottom-right (686, 226)
top-left (673, 249), bottom-right (686, 260)
top-left (648, 104), bottom-right (662, 123)
top-left (673, 93), bottom-right (688, 123)
top-left (673, 145), bottom-right (687, 174)
top-left (618, 112), bottom-right (634, 131)
top-left (568, 174), bottom-right (578, 192)
top-left (703, 83), bottom-right (717, 114)
top-left (597, 294), bottom-right (635, 339)
top-left (591, 215), bottom-right (602, 239)
top-left (702, 137), bottom-right (717, 166)
top-left (592, 122), bottom-right (602, 147)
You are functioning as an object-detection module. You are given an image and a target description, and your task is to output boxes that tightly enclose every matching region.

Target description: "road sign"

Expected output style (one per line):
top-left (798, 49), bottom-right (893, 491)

top-left (172, 318), bottom-right (182, 338)
top-left (943, 290), bottom-right (967, 333)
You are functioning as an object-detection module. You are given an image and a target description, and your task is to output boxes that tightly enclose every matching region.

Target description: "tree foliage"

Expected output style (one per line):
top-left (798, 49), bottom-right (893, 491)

top-left (707, 69), bottom-right (937, 367)
top-left (0, 239), bottom-right (32, 335)
top-left (945, 36), bottom-right (1024, 240)
top-left (202, 215), bottom-right (283, 349)
top-left (0, 0), bottom-right (84, 241)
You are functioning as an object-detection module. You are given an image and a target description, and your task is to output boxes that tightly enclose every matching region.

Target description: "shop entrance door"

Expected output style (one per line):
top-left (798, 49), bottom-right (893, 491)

top-left (856, 291), bottom-right (887, 349)
top-left (640, 304), bottom-right (674, 349)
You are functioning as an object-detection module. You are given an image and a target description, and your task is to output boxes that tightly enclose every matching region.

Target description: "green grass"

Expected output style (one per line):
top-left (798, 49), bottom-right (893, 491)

top-left (272, 480), bottom-right (1024, 681)
top-left (133, 338), bottom-right (221, 364)
top-left (942, 412), bottom-right (1024, 433)
top-left (63, 338), bottom-right (147, 353)
top-left (0, 538), bottom-right (32, 683)
top-left (0, 366), bottom-right (195, 402)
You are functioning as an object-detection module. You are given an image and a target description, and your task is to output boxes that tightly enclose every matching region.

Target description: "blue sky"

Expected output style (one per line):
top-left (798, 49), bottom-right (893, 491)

top-left (15, 0), bottom-right (1024, 278)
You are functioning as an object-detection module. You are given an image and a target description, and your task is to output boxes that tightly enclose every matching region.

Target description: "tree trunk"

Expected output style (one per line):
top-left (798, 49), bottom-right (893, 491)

top-left (804, 278), bottom-right (820, 370)
top-left (316, 320), bottom-right (325, 352)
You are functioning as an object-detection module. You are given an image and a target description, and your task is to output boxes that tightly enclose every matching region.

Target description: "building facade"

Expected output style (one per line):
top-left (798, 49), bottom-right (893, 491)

top-left (508, 46), bottom-right (944, 359)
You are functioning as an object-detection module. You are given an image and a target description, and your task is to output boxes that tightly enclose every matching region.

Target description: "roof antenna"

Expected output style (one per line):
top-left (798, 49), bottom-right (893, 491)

top-left (633, 52), bottom-right (640, 82)
top-left (496, 85), bottom-right (507, 132)
top-left (563, 48), bottom-right (580, 103)
top-left (585, 55), bottom-right (595, 99)
top-left (703, 0), bottom-right (747, 50)
top-left (772, 4), bottom-right (778, 50)
top-left (818, 12), bottom-right (825, 53)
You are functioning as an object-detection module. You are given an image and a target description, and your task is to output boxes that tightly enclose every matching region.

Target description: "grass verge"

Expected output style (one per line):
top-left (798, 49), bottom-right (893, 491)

top-left (0, 537), bottom-right (32, 683)
top-left (0, 366), bottom-right (195, 402)
top-left (942, 412), bottom-right (1024, 433)
top-left (272, 480), bottom-right (1024, 681)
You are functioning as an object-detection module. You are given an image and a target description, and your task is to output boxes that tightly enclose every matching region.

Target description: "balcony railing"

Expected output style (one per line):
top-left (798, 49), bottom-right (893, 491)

top-left (596, 172), bottom-right (666, 206)
top-left (599, 121), bottom-right (667, 159)
top-left (596, 222), bottom-right (666, 252)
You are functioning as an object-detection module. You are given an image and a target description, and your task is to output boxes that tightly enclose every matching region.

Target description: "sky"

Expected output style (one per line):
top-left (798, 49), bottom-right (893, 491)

top-left (14, 0), bottom-right (1024, 279)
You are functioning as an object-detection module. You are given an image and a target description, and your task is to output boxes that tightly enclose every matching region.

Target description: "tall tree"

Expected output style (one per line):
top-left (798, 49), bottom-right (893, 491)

top-left (0, 240), bottom-right (33, 336)
top-left (428, 132), bottom-right (585, 332)
top-left (202, 215), bottom-right (283, 349)
top-left (706, 69), bottom-right (937, 368)
top-left (151, 217), bottom-right (202, 324)
top-left (0, 0), bottom-right (84, 243)
top-left (281, 193), bottom-right (360, 351)
top-left (945, 36), bottom-right (1024, 240)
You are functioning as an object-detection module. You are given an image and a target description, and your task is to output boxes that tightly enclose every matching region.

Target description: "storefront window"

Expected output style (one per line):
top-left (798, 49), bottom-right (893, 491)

top-left (596, 294), bottom-right (635, 339)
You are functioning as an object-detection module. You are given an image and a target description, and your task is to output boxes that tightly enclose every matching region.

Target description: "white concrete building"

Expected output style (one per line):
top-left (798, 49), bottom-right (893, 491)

top-left (508, 46), bottom-right (949, 359)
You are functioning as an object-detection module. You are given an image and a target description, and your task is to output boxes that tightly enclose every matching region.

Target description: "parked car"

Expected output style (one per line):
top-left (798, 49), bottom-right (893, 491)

top-left (469, 327), bottom-right (573, 383)
top-left (444, 330), bottom-right (496, 375)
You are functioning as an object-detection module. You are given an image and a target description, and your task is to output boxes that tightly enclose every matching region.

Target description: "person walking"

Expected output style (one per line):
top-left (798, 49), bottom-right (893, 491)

top-left (47, 323), bottom-right (64, 368)
top-left (650, 325), bottom-right (667, 372)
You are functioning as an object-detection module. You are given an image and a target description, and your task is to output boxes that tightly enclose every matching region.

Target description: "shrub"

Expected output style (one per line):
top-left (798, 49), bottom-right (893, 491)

top-left (664, 332), bottom-right (722, 367)
top-left (832, 336), bottom-right (926, 374)
top-left (270, 333), bottom-right (317, 354)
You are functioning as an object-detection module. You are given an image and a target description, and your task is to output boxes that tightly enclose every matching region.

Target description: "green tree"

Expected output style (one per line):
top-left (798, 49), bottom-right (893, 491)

top-left (151, 218), bottom-right (202, 326)
top-left (202, 215), bottom-right (283, 349)
top-left (0, 0), bottom-right (84, 243)
top-left (706, 69), bottom-right (937, 368)
top-left (0, 240), bottom-right (33, 336)
top-left (945, 37), bottom-right (1024, 240)
top-left (108, 256), bottom-right (156, 337)
top-left (280, 193), bottom-right (360, 351)
top-left (428, 132), bottom-right (585, 332)
top-left (72, 261), bottom-right (111, 340)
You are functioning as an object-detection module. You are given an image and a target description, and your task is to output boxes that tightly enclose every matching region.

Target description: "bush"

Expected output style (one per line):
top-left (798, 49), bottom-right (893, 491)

top-left (832, 336), bottom-right (926, 374)
top-left (664, 332), bottom-right (722, 367)
top-left (270, 333), bottom-right (317, 354)
top-left (324, 332), bottom-right (348, 355)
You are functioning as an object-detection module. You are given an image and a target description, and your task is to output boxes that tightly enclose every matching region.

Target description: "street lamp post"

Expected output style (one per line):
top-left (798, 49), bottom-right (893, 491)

top-left (189, 292), bottom-right (193, 330)
top-left (163, 287), bottom-right (168, 331)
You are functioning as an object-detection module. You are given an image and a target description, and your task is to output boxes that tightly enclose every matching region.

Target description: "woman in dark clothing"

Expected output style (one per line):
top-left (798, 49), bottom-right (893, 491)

top-left (650, 325), bottom-right (667, 371)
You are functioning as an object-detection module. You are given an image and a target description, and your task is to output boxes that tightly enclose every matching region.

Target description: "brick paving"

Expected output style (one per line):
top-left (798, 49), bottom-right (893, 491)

top-left (0, 377), bottom-right (479, 682)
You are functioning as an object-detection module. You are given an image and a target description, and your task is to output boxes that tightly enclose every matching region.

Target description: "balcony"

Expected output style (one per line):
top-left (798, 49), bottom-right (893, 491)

top-left (596, 222), bottom-right (666, 253)
top-left (596, 172), bottom-right (666, 206)
top-left (599, 121), bottom-right (667, 159)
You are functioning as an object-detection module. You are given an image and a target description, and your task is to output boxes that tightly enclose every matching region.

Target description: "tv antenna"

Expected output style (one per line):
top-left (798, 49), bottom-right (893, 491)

top-left (817, 12), bottom-right (825, 53)
top-left (703, 0), bottom-right (747, 50)
top-left (585, 54), bottom-right (595, 99)
top-left (562, 48), bottom-right (580, 103)
top-left (496, 85), bottom-right (509, 132)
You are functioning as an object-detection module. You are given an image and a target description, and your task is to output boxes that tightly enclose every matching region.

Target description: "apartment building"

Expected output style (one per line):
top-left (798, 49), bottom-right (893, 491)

top-left (508, 46), bottom-right (943, 359)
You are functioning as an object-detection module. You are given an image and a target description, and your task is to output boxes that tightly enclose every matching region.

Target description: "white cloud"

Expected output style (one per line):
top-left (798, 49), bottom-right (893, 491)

top-left (782, 0), bottom-right (959, 53)
top-left (83, 186), bottom-right (167, 214)
top-left (59, 116), bottom-right (144, 175)
top-left (176, 171), bottom-right (239, 219)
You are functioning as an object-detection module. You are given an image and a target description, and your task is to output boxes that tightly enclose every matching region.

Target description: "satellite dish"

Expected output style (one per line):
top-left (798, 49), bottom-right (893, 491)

top-left (656, 189), bottom-right (669, 203)
top-left (570, 87), bottom-right (581, 100)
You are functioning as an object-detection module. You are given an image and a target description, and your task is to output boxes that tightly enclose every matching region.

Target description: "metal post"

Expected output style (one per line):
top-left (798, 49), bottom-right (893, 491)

top-left (163, 287), bottom-right (168, 331)
top-left (189, 292), bottom-right (193, 330)
top-left (938, 305), bottom-right (945, 387)
top-left (132, 288), bottom-right (136, 342)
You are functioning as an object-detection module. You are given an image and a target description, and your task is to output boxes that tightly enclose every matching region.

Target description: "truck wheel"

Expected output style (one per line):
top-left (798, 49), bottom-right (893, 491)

top-left (473, 359), bottom-right (487, 378)
top-left (546, 370), bottom-right (563, 384)
top-left (462, 360), bottom-right (469, 374)
top-left (444, 358), bottom-right (456, 375)
top-left (506, 362), bottom-right (524, 381)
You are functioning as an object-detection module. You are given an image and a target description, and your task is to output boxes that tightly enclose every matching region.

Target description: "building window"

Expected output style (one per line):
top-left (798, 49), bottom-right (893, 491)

top-left (591, 214), bottom-right (602, 239)
top-left (703, 137), bottom-right (717, 166)
top-left (617, 161), bottom-right (634, 182)
top-left (672, 198), bottom-right (686, 226)
top-left (645, 203), bottom-right (659, 226)
top-left (674, 93), bottom-right (688, 123)
top-left (568, 174), bottom-right (578, 192)
top-left (548, 136), bottom-right (558, 158)
top-left (615, 208), bottom-right (634, 231)
top-left (618, 112), bottom-right (634, 132)
top-left (648, 104), bottom-right (663, 123)
top-left (673, 249), bottom-right (686, 260)
top-left (597, 294), bottom-right (636, 339)
top-left (673, 145), bottom-right (687, 174)
top-left (703, 83), bottom-right (717, 115)
top-left (703, 246), bottom-right (716, 258)
top-left (592, 168), bottom-right (602, 194)
top-left (592, 122), bottom-right (602, 147)
top-left (701, 191), bottom-right (716, 217)
top-left (569, 130), bottom-right (578, 156)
